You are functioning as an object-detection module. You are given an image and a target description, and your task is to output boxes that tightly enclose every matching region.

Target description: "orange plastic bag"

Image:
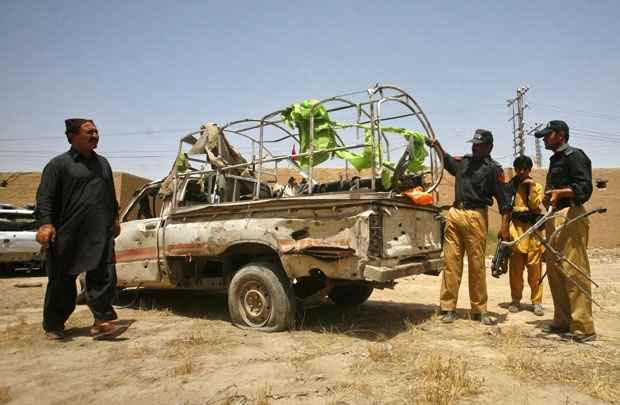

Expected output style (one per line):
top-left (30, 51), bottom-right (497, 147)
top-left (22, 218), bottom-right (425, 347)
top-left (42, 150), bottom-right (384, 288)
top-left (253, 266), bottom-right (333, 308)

top-left (404, 186), bottom-right (433, 205)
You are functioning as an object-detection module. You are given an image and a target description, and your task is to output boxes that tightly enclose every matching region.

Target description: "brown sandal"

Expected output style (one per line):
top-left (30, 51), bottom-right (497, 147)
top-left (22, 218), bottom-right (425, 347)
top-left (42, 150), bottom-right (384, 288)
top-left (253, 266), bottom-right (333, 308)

top-left (90, 322), bottom-right (128, 340)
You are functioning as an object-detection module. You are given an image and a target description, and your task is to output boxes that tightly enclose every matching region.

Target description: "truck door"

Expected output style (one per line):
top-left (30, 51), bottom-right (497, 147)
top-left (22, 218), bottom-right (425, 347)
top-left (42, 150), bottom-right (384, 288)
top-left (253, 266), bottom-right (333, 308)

top-left (115, 183), bottom-right (164, 287)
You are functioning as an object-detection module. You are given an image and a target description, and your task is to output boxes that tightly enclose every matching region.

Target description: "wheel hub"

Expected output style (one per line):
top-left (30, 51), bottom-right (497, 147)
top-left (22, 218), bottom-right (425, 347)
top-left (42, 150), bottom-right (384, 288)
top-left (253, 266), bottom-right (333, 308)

top-left (240, 281), bottom-right (271, 327)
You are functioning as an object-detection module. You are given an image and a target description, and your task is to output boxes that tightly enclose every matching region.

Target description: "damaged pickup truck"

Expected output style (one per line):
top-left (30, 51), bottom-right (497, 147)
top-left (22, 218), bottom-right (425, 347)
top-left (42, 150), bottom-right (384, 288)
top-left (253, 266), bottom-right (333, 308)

top-left (115, 84), bottom-right (445, 331)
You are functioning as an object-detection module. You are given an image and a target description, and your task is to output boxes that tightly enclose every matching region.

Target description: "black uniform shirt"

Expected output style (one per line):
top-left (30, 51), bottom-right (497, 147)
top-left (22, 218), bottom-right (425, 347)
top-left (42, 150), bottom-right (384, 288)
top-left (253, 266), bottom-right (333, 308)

top-left (545, 143), bottom-right (592, 208)
top-left (36, 148), bottom-right (119, 275)
top-left (444, 153), bottom-right (512, 214)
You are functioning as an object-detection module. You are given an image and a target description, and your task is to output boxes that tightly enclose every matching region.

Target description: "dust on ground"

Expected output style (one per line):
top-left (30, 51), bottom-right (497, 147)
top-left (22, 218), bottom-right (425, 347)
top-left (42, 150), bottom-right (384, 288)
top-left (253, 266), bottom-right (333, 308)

top-left (1, 252), bottom-right (619, 405)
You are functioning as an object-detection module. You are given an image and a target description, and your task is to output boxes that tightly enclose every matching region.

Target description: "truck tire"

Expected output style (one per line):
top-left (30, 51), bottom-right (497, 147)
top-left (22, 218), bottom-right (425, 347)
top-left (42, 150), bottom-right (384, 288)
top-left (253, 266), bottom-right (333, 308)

top-left (228, 261), bottom-right (295, 332)
top-left (0, 263), bottom-right (13, 276)
top-left (328, 283), bottom-right (374, 307)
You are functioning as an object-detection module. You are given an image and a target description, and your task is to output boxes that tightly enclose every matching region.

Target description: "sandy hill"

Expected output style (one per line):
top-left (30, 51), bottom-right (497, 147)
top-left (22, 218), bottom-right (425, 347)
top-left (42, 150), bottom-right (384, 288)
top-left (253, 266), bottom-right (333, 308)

top-left (0, 172), bottom-right (151, 213)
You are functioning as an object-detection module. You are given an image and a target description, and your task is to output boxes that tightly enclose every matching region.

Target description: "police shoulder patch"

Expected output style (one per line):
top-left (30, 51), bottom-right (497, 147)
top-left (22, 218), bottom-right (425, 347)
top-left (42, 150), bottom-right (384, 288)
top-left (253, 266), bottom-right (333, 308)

top-left (496, 166), bottom-right (506, 184)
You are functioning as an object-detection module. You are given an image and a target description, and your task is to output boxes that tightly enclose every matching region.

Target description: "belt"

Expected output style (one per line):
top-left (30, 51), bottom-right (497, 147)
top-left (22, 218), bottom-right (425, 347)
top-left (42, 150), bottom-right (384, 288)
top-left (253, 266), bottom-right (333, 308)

top-left (556, 199), bottom-right (581, 210)
top-left (453, 201), bottom-right (487, 210)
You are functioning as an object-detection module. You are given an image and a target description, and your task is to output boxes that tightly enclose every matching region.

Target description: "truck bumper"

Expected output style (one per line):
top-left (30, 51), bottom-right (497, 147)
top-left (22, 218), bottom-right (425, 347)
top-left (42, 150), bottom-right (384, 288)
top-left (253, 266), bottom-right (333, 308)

top-left (363, 258), bottom-right (444, 282)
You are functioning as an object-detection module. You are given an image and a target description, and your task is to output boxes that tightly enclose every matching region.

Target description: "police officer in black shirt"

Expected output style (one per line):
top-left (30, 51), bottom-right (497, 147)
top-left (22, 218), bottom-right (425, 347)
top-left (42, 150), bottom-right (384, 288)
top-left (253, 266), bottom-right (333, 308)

top-left (535, 120), bottom-right (596, 343)
top-left (429, 130), bottom-right (511, 324)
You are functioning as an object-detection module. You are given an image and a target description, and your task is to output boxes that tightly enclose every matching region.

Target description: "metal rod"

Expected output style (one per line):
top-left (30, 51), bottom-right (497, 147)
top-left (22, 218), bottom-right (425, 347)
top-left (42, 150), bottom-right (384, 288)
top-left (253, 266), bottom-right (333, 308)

top-left (308, 108), bottom-right (315, 195)
top-left (370, 102), bottom-right (377, 191)
top-left (220, 101), bottom-right (374, 135)
top-left (175, 143), bottom-right (367, 177)
top-left (538, 237), bottom-right (601, 307)
top-left (386, 84), bottom-right (442, 199)
top-left (357, 112), bottom-right (419, 126)
top-left (548, 208), bottom-right (606, 245)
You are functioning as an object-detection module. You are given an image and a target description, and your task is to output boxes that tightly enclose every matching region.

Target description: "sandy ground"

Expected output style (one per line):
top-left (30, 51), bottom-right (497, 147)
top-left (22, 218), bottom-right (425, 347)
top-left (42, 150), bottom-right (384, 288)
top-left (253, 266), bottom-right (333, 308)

top-left (1, 252), bottom-right (619, 405)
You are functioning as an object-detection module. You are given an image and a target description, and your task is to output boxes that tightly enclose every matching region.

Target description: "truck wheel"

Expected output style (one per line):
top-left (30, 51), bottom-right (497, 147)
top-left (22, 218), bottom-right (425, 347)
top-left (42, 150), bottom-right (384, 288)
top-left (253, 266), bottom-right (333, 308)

top-left (328, 283), bottom-right (374, 307)
top-left (228, 261), bottom-right (295, 332)
top-left (0, 263), bottom-right (13, 276)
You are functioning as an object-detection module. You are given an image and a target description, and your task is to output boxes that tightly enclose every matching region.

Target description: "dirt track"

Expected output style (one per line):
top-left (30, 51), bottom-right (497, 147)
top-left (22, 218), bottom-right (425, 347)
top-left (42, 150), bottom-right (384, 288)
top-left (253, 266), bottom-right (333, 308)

top-left (1, 252), bottom-right (619, 405)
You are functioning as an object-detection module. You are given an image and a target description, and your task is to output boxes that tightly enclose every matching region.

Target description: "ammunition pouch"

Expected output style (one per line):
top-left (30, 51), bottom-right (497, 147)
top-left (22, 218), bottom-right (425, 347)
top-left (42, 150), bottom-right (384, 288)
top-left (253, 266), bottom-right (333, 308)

top-left (511, 211), bottom-right (544, 225)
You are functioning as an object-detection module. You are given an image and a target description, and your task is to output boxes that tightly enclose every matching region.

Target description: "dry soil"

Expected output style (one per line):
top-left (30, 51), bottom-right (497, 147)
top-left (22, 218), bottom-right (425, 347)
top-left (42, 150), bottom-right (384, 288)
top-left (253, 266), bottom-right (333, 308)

top-left (1, 251), bottom-right (619, 404)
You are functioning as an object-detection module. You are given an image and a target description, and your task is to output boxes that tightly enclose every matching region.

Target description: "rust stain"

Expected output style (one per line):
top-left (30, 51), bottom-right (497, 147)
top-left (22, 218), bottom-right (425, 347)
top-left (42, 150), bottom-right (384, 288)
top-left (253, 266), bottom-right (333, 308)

top-left (116, 247), bottom-right (157, 262)
top-left (166, 242), bottom-right (211, 256)
top-left (277, 238), bottom-right (352, 253)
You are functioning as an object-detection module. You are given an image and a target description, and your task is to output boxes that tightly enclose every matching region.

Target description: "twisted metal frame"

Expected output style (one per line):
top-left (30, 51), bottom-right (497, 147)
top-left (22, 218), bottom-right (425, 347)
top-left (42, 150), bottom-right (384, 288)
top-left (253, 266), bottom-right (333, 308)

top-left (173, 83), bottom-right (444, 202)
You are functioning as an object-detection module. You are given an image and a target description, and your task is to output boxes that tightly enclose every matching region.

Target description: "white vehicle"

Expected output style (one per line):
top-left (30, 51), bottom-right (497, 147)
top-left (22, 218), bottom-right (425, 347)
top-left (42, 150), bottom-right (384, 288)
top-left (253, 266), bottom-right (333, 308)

top-left (0, 203), bottom-right (43, 274)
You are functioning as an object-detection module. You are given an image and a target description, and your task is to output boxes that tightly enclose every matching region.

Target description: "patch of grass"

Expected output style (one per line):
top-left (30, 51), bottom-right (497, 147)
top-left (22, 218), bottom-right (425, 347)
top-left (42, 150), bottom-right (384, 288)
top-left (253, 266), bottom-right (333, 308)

top-left (107, 344), bottom-right (155, 361)
top-left (414, 352), bottom-right (483, 405)
top-left (173, 347), bottom-right (193, 376)
top-left (349, 321), bottom-right (426, 376)
top-left (504, 353), bottom-right (545, 377)
top-left (0, 386), bottom-right (11, 405)
top-left (165, 326), bottom-right (227, 359)
top-left (137, 302), bottom-right (174, 317)
top-left (488, 326), bottom-right (526, 352)
top-left (367, 343), bottom-right (392, 362)
top-left (253, 384), bottom-right (272, 405)
top-left (503, 349), bottom-right (620, 403)
top-left (585, 367), bottom-right (619, 403)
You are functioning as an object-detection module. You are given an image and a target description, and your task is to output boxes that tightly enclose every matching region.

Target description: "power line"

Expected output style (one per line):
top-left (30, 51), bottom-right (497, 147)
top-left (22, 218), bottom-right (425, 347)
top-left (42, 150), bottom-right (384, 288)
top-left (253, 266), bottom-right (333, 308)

top-left (524, 128), bottom-right (620, 142)
top-left (528, 102), bottom-right (620, 121)
top-left (573, 128), bottom-right (620, 137)
top-left (0, 128), bottom-right (195, 142)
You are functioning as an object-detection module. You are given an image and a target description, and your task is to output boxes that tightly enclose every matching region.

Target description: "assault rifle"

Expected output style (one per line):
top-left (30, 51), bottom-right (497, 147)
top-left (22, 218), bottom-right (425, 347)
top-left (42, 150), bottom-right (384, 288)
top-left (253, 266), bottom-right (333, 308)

top-left (497, 206), bottom-right (607, 307)
top-left (491, 237), bottom-right (512, 278)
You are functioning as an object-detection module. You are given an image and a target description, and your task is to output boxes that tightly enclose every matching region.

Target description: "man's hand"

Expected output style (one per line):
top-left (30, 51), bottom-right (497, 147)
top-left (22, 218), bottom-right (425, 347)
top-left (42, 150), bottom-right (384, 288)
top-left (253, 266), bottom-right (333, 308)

top-left (425, 137), bottom-right (446, 158)
top-left (544, 188), bottom-right (573, 208)
top-left (36, 224), bottom-right (56, 248)
top-left (113, 219), bottom-right (121, 237)
top-left (545, 190), bottom-right (560, 208)
top-left (425, 137), bottom-right (439, 148)
top-left (499, 225), bottom-right (510, 242)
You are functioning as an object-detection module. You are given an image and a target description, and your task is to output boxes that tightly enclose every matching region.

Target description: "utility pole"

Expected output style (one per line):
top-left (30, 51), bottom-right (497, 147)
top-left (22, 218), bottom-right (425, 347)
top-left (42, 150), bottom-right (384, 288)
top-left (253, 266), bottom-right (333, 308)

top-left (507, 86), bottom-right (529, 158)
top-left (526, 122), bottom-right (544, 167)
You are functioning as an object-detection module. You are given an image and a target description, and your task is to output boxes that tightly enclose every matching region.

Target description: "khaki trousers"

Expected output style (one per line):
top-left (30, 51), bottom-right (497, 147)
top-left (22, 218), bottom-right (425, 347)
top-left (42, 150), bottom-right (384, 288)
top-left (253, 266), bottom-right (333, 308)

top-left (546, 206), bottom-right (595, 334)
top-left (509, 251), bottom-right (543, 304)
top-left (440, 207), bottom-right (488, 314)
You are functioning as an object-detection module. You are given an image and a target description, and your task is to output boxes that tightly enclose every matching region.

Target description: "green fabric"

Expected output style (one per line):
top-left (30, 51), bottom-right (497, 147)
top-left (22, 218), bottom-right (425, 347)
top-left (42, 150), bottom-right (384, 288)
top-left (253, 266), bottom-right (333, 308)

top-left (175, 153), bottom-right (188, 173)
top-left (282, 99), bottom-right (338, 171)
top-left (281, 100), bottom-right (429, 187)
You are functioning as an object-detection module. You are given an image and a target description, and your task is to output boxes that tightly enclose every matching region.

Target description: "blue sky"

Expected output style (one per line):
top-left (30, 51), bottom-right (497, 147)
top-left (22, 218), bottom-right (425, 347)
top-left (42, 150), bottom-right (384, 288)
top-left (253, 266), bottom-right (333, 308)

top-left (1, 1), bottom-right (619, 179)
